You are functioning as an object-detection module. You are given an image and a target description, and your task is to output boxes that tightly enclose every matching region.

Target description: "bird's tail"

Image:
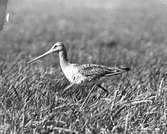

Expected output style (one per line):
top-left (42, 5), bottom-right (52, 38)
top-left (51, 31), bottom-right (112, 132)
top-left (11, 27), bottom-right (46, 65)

top-left (118, 66), bottom-right (130, 72)
top-left (106, 66), bottom-right (130, 76)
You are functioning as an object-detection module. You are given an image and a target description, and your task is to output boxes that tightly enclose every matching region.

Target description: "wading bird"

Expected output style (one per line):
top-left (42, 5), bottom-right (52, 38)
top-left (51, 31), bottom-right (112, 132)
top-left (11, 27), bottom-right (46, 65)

top-left (28, 42), bottom-right (130, 107)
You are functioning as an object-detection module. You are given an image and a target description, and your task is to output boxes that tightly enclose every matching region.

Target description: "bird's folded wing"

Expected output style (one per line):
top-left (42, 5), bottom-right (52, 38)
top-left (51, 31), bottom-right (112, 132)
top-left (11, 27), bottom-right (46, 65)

top-left (77, 64), bottom-right (125, 78)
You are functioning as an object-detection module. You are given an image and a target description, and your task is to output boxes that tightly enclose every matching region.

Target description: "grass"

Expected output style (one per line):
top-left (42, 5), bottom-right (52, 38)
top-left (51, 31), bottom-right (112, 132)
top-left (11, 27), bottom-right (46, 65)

top-left (0, 0), bottom-right (167, 133)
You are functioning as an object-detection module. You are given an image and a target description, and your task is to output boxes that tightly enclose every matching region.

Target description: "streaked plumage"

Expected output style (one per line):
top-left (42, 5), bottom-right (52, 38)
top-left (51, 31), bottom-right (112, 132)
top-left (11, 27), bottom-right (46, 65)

top-left (77, 64), bottom-right (129, 81)
top-left (28, 42), bottom-right (130, 92)
top-left (63, 63), bottom-right (129, 84)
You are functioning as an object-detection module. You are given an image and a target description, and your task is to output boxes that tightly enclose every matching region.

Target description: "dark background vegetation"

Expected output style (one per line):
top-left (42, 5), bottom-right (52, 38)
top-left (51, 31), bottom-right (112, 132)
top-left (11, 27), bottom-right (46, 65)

top-left (0, 0), bottom-right (167, 133)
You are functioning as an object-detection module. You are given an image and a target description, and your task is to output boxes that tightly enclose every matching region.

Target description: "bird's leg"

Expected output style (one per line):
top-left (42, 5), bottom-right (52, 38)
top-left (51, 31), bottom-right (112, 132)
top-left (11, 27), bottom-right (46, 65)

top-left (80, 84), bottom-right (96, 111)
top-left (96, 84), bottom-right (109, 97)
top-left (62, 83), bottom-right (74, 94)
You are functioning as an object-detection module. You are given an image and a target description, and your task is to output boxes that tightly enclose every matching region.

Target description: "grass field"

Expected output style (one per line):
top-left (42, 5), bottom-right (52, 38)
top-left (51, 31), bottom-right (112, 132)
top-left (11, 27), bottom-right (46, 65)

top-left (0, 0), bottom-right (167, 133)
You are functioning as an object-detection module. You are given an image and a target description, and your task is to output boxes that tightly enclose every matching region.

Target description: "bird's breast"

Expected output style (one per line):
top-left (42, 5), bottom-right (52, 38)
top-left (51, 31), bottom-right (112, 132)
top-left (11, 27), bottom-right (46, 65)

top-left (62, 65), bottom-right (87, 84)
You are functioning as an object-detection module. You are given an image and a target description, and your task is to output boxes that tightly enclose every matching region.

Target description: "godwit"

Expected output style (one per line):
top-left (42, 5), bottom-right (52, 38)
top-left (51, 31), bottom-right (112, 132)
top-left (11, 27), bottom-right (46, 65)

top-left (28, 42), bottom-right (130, 100)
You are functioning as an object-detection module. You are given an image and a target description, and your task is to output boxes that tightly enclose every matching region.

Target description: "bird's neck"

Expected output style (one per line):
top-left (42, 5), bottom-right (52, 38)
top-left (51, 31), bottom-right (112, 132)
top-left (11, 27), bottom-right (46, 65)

top-left (59, 49), bottom-right (69, 69)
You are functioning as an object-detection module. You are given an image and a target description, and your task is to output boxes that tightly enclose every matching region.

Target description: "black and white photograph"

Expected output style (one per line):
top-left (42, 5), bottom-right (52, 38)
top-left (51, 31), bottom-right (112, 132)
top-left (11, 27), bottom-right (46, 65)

top-left (0, 0), bottom-right (167, 133)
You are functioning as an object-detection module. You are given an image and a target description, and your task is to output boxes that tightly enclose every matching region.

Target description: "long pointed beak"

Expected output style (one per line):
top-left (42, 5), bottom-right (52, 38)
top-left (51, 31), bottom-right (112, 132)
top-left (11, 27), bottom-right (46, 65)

top-left (28, 49), bottom-right (53, 64)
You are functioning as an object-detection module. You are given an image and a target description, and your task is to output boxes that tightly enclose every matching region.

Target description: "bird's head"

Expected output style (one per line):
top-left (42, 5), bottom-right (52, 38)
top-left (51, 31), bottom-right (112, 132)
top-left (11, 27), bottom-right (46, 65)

top-left (28, 42), bottom-right (65, 64)
top-left (50, 42), bottom-right (65, 52)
